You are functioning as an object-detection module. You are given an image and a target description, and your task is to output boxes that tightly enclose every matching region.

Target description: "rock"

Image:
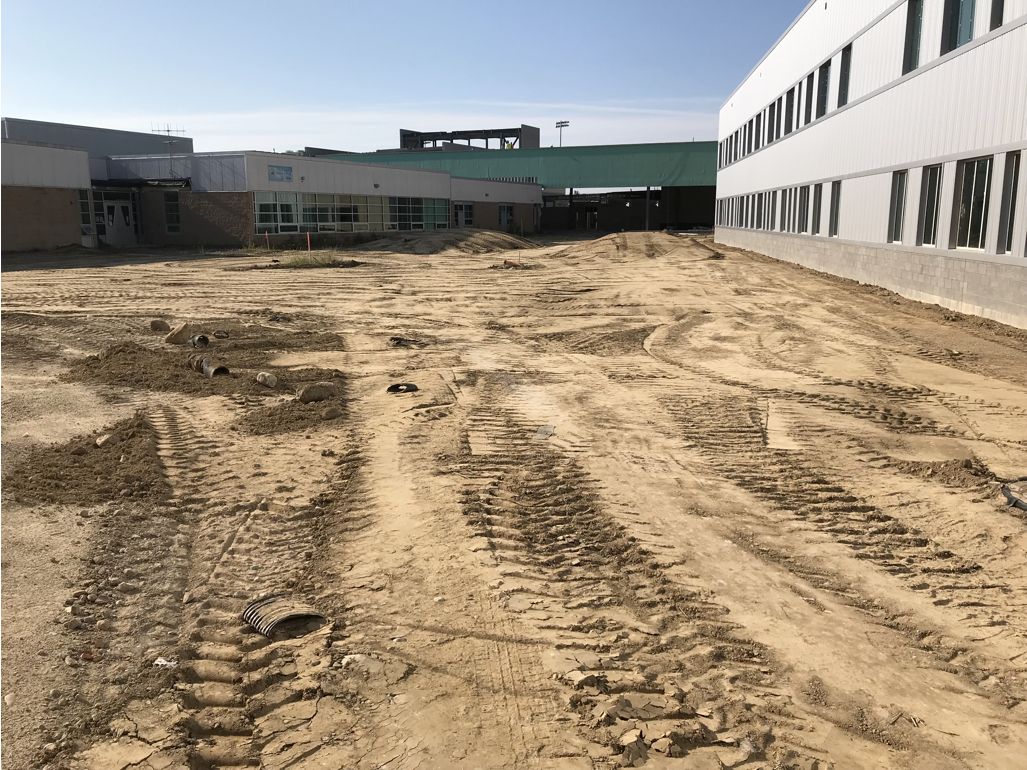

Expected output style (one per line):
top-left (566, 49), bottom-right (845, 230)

top-left (164, 322), bottom-right (192, 345)
top-left (123, 568), bottom-right (138, 579)
top-left (70, 445), bottom-right (89, 456)
top-left (256, 371), bottom-right (278, 388)
top-left (3, 693), bottom-right (14, 707)
top-left (67, 618), bottom-right (84, 630)
top-left (95, 434), bottom-right (119, 448)
top-left (97, 620), bottom-right (114, 631)
top-left (64, 655), bottom-right (78, 667)
top-left (298, 382), bottom-right (338, 403)
top-left (322, 406), bottom-right (343, 420)
top-left (116, 582), bottom-right (138, 594)
top-left (150, 319), bottom-right (171, 332)
top-left (651, 737), bottom-right (673, 754)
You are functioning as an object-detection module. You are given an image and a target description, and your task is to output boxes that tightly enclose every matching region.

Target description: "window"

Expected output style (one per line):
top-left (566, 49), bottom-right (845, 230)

top-left (942, 0), bottom-right (976, 54)
top-left (77, 189), bottom-right (90, 227)
top-left (918, 165), bottom-right (943, 246)
top-left (798, 186), bottom-right (810, 233)
top-left (804, 73), bottom-right (814, 124)
top-left (775, 96), bottom-right (783, 139)
top-left (953, 156), bottom-right (993, 250)
top-left (816, 60), bottom-right (831, 119)
top-left (755, 114), bottom-right (762, 150)
top-left (767, 102), bottom-right (776, 144)
top-left (253, 192), bottom-right (447, 234)
top-left (996, 151), bottom-right (1020, 254)
top-left (812, 184), bottom-right (823, 235)
top-left (903, 0), bottom-right (924, 74)
top-left (164, 192), bottom-right (181, 233)
top-left (780, 189), bottom-right (788, 231)
top-left (770, 190), bottom-right (778, 229)
top-left (829, 181), bottom-right (842, 237)
top-left (838, 45), bottom-right (852, 107)
top-left (747, 118), bottom-right (754, 154)
top-left (785, 88), bottom-right (795, 134)
top-left (991, 0), bottom-right (1005, 30)
top-left (888, 171), bottom-right (908, 243)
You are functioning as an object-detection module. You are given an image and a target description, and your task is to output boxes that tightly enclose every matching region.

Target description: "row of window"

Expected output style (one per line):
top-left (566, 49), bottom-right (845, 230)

top-left (719, 46), bottom-right (847, 170)
top-left (717, 182), bottom-right (842, 237)
top-left (888, 152), bottom-right (1020, 252)
top-left (717, 150), bottom-right (1022, 254)
top-left (720, 0), bottom-right (1007, 170)
top-left (252, 192), bottom-right (451, 234)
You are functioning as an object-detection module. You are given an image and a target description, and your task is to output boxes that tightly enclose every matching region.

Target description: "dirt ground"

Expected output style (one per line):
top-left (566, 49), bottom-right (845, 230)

top-left (2, 230), bottom-right (1026, 770)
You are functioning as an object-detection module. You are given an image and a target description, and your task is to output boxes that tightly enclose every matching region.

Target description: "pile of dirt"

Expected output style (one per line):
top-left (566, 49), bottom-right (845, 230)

top-left (893, 457), bottom-right (996, 488)
top-left (357, 229), bottom-right (538, 255)
top-left (2, 414), bottom-right (170, 505)
top-left (245, 258), bottom-right (363, 271)
top-left (63, 324), bottom-right (347, 396)
top-left (237, 379), bottom-right (347, 435)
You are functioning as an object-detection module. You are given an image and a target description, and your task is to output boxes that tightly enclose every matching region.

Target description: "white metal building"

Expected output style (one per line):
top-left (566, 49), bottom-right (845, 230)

top-left (715, 0), bottom-right (1027, 328)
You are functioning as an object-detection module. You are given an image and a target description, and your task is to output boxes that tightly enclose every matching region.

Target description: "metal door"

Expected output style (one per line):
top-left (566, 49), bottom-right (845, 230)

top-left (104, 199), bottom-right (136, 246)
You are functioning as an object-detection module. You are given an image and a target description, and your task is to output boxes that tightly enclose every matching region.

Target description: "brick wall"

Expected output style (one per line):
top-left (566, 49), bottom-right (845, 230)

top-left (715, 227), bottom-right (1027, 329)
top-left (1, 185), bottom-right (81, 252)
top-left (140, 190), bottom-right (254, 247)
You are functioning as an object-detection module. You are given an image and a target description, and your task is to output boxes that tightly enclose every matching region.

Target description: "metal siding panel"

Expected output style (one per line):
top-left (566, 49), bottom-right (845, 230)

top-left (325, 142), bottom-right (715, 189)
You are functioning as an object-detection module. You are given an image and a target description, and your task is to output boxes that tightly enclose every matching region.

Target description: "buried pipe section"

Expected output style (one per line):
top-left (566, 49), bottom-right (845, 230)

top-left (188, 354), bottom-right (230, 378)
top-left (243, 595), bottom-right (327, 638)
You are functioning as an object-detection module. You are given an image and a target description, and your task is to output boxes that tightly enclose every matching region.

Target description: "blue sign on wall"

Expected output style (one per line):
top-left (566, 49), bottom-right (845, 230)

top-left (268, 165), bottom-right (293, 182)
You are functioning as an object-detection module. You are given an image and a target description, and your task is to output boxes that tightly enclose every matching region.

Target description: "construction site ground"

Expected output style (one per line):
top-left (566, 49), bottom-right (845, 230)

top-left (2, 230), bottom-right (1027, 770)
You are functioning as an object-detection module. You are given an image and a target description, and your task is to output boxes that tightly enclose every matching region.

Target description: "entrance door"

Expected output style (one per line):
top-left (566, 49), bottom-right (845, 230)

top-left (104, 199), bottom-right (136, 246)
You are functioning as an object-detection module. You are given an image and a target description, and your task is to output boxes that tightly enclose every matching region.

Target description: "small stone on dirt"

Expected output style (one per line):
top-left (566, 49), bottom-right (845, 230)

top-left (322, 406), bottom-right (344, 420)
top-left (256, 372), bottom-right (278, 388)
top-left (164, 322), bottom-right (192, 345)
top-left (149, 319), bottom-right (171, 332)
top-left (298, 382), bottom-right (338, 403)
top-left (95, 434), bottom-right (119, 448)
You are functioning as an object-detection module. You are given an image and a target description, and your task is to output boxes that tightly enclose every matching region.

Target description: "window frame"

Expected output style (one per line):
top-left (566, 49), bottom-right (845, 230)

top-left (903, 0), bottom-right (924, 74)
top-left (838, 45), bottom-right (852, 108)
top-left (804, 72), bottom-right (815, 124)
top-left (816, 60), bottom-right (831, 119)
top-left (887, 170), bottom-right (908, 243)
top-left (811, 183), bottom-right (823, 235)
top-left (941, 0), bottom-right (976, 55)
top-left (829, 181), bottom-right (842, 237)
top-left (996, 150), bottom-right (1020, 254)
top-left (164, 191), bottom-right (181, 234)
top-left (917, 165), bottom-right (943, 246)
top-left (991, 0), bottom-right (1005, 30)
top-left (952, 155), bottom-right (993, 250)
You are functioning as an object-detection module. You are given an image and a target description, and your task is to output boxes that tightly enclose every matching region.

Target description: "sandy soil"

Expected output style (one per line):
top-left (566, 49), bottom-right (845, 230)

top-left (2, 230), bottom-right (1026, 770)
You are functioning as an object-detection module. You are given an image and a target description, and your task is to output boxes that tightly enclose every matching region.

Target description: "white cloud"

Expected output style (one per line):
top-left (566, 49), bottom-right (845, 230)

top-left (16, 101), bottom-right (720, 153)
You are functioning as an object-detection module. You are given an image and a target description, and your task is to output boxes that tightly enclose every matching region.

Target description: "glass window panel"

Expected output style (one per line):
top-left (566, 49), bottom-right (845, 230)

top-left (302, 194), bottom-right (317, 204)
top-left (317, 194), bottom-right (334, 203)
top-left (277, 192), bottom-right (298, 203)
top-left (254, 192), bottom-right (275, 202)
top-left (336, 194), bottom-right (351, 205)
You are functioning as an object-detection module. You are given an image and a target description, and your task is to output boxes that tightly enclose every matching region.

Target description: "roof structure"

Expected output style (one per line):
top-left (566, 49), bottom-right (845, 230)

top-left (323, 141), bottom-right (717, 189)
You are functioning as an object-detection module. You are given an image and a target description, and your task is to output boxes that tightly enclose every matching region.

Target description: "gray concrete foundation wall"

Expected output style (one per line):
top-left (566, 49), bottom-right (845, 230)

top-left (715, 227), bottom-right (1027, 330)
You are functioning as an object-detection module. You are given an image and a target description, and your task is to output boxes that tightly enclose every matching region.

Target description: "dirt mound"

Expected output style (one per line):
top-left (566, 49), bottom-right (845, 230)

top-left (243, 258), bottom-right (363, 271)
top-left (2, 413), bottom-right (170, 505)
top-left (63, 324), bottom-right (347, 396)
top-left (357, 229), bottom-right (538, 255)
top-left (893, 456), bottom-right (996, 487)
top-left (540, 325), bottom-right (656, 356)
top-left (237, 379), bottom-right (347, 435)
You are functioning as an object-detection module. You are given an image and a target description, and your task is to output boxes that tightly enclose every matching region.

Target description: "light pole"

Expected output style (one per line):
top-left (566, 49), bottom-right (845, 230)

top-left (556, 120), bottom-right (569, 147)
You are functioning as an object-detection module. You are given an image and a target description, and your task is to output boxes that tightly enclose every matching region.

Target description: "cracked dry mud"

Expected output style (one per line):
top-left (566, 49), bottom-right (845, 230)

top-left (2, 232), bottom-right (1027, 770)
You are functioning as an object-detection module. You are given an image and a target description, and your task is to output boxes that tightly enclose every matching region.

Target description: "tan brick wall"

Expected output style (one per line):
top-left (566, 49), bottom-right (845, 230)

top-left (140, 190), bottom-right (254, 247)
top-left (1, 185), bottom-right (81, 252)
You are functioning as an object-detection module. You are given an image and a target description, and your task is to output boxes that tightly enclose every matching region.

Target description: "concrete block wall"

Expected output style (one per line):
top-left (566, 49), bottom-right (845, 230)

top-left (715, 227), bottom-right (1027, 329)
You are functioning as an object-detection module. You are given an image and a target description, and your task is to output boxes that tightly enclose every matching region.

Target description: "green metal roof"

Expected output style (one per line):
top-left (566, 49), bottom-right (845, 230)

top-left (326, 141), bottom-right (717, 188)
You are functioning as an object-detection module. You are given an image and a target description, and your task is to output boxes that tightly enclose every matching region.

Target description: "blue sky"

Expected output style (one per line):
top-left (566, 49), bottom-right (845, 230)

top-left (1, 0), bottom-right (808, 152)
